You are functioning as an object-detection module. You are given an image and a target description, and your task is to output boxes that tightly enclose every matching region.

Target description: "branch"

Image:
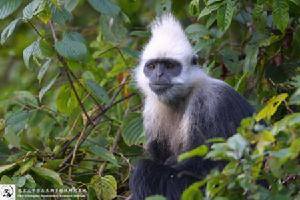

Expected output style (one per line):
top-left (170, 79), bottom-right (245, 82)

top-left (64, 67), bottom-right (95, 126)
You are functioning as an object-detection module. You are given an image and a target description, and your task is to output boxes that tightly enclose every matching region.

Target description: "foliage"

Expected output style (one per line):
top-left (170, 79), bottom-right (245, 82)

top-left (0, 0), bottom-right (299, 200)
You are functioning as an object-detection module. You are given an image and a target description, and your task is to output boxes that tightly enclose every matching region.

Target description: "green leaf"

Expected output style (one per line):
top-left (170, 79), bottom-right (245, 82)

top-left (6, 110), bottom-right (30, 129)
top-left (88, 146), bottom-right (119, 166)
top-left (31, 167), bottom-right (63, 186)
top-left (37, 59), bottom-right (51, 84)
top-left (85, 79), bottom-right (110, 104)
top-left (87, 0), bottom-right (120, 16)
top-left (39, 74), bottom-right (59, 101)
top-left (0, 163), bottom-right (17, 175)
top-left (23, 40), bottom-right (41, 70)
top-left (272, 113), bottom-right (300, 134)
top-left (23, 0), bottom-right (45, 20)
top-left (99, 15), bottom-right (127, 44)
top-left (290, 0), bottom-right (300, 6)
top-left (272, 0), bottom-right (289, 32)
top-left (227, 134), bottom-right (248, 160)
top-left (181, 180), bottom-right (206, 200)
top-left (198, 2), bottom-right (223, 19)
top-left (243, 45), bottom-right (259, 74)
top-left (289, 138), bottom-right (300, 159)
top-left (90, 175), bottom-right (117, 200)
top-left (64, 0), bottom-right (80, 11)
top-left (50, 4), bottom-right (72, 25)
top-left (178, 145), bottom-right (208, 162)
top-left (56, 84), bottom-right (78, 114)
top-left (0, 0), bottom-right (22, 19)
top-left (15, 157), bottom-right (37, 176)
top-left (255, 93), bottom-right (288, 122)
top-left (11, 91), bottom-right (38, 107)
top-left (146, 195), bottom-right (167, 200)
top-left (55, 32), bottom-right (87, 61)
top-left (1, 18), bottom-right (21, 45)
top-left (222, 0), bottom-right (236, 32)
top-left (122, 115), bottom-right (145, 146)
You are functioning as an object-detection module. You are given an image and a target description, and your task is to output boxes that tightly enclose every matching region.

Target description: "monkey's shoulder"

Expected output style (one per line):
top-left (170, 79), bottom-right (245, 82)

top-left (192, 81), bottom-right (254, 116)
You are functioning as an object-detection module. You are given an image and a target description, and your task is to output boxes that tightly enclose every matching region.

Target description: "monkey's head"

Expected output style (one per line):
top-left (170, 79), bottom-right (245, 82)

top-left (135, 13), bottom-right (205, 104)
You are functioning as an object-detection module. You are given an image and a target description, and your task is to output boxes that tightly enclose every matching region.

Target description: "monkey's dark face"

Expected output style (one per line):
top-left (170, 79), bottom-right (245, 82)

top-left (143, 58), bottom-right (182, 95)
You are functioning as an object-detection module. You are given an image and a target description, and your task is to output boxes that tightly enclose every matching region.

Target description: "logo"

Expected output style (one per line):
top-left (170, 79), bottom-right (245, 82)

top-left (0, 185), bottom-right (15, 200)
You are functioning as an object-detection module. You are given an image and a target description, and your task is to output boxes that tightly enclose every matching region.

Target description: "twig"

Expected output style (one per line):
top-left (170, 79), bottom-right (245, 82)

top-left (64, 67), bottom-right (95, 126)
top-left (49, 21), bottom-right (58, 43)
top-left (28, 21), bottom-right (44, 39)
top-left (59, 93), bottom-right (136, 171)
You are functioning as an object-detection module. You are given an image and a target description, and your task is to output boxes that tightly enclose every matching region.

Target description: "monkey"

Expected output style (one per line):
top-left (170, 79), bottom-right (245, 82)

top-left (129, 13), bottom-right (255, 200)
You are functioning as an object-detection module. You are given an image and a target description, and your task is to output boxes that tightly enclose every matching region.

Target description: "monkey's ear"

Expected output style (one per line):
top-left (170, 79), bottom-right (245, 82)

top-left (191, 55), bottom-right (198, 65)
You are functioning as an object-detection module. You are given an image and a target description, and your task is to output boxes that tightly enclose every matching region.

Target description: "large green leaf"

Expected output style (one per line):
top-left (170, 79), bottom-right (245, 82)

top-left (56, 84), bottom-right (78, 114)
top-left (31, 167), bottom-right (63, 186)
top-left (87, 0), bottom-right (120, 16)
top-left (88, 146), bottom-right (119, 166)
top-left (55, 32), bottom-right (87, 61)
top-left (85, 79), bottom-right (110, 105)
top-left (122, 114), bottom-right (145, 146)
top-left (272, 0), bottom-right (289, 32)
top-left (1, 18), bottom-right (21, 45)
top-left (90, 175), bottom-right (117, 200)
top-left (0, 0), bottom-right (22, 19)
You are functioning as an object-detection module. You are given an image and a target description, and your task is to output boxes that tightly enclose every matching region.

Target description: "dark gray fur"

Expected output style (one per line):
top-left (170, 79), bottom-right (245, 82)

top-left (129, 81), bottom-right (255, 200)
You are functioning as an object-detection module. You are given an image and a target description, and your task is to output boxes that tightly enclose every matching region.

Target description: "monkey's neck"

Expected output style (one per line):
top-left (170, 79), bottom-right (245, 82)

top-left (143, 95), bottom-right (190, 155)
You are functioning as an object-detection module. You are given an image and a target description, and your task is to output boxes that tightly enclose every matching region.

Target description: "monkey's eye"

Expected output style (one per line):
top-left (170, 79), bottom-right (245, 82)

top-left (146, 63), bottom-right (155, 70)
top-left (165, 62), bottom-right (174, 69)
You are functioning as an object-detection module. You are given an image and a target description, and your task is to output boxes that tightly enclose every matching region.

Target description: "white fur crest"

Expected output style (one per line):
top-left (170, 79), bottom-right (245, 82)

top-left (141, 13), bottom-right (194, 65)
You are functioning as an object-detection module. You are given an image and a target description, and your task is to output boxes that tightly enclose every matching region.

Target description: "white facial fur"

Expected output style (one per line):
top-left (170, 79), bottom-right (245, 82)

top-left (135, 13), bottom-right (207, 99)
top-left (134, 13), bottom-right (211, 153)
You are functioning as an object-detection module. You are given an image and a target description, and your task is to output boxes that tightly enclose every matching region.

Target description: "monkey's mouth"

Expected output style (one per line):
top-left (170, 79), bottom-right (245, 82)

top-left (149, 84), bottom-right (173, 94)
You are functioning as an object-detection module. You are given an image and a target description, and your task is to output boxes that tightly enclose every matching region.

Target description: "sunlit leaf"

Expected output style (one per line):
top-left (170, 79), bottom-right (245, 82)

top-left (178, 145), bottom-right (208, 162)
top-left (255, 93), bottom-right (288, 122)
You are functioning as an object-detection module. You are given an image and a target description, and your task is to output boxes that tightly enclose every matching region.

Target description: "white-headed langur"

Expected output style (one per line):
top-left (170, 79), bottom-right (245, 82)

top-left (129, 13), bottom-right (255, 200)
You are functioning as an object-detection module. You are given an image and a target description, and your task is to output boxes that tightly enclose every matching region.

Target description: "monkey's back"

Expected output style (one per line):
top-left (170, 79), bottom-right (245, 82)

top-left (186, 80), bottom-right (255, 150)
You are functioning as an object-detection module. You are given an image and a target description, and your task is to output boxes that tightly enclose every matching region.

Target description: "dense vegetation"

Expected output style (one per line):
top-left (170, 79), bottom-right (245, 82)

top-left (0, 0), bottom-right (299, 199)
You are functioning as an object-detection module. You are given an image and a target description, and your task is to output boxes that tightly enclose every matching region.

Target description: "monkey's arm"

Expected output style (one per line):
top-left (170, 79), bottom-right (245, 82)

top-left (129, 159), bottom-right (199, 200)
